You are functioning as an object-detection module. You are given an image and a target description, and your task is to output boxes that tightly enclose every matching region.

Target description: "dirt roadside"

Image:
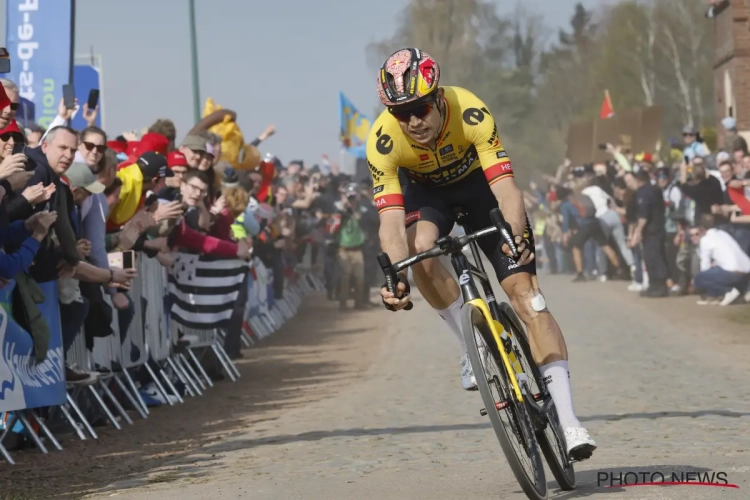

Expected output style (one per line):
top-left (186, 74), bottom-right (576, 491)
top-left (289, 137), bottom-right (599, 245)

top-left (0, 294), bottom-right (385, 500)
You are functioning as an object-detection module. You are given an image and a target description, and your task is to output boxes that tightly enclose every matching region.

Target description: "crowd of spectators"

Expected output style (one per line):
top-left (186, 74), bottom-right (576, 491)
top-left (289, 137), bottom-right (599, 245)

top-left (526, 118), bottom-right (750, 307)
top-left (0, 74), bottom-right (382, 449)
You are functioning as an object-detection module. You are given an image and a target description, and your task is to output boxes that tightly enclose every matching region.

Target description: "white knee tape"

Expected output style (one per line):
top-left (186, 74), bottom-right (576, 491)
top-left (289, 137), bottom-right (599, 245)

top-left (530, 293), bottom-right (547, 312)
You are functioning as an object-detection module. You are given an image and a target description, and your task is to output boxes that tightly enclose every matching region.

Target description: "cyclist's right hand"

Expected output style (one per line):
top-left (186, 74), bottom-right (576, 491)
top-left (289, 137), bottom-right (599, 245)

top-left (381, 274), bottom-right (411, 311)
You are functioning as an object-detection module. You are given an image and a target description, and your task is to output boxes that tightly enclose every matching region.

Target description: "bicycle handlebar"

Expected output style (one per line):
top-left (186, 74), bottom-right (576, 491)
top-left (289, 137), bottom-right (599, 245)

top-left (378, 208), bottom-right (519, 309)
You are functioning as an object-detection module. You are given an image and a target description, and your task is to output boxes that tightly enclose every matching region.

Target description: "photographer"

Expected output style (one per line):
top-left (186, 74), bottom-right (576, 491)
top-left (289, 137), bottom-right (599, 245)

top-left (334, 183), bottom-right (377, 310)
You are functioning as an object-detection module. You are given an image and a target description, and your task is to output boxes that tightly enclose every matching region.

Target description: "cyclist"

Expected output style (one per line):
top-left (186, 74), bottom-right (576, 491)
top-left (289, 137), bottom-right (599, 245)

top-left (367, 48), bottom-right (596, 460)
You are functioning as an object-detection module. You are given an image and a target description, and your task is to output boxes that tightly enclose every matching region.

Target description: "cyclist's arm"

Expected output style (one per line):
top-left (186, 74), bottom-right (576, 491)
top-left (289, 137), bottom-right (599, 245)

top-left (467, 106), bottom-right (526, 236)
top-left (366, 125), bottom-right (409, 276)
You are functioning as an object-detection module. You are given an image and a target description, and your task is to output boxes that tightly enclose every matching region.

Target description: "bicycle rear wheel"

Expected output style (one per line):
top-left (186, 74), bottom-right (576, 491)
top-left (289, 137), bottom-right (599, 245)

top-left (500, 303), bottom-right (575, 491)
top-left (463, 303), bottom-right (547, 500)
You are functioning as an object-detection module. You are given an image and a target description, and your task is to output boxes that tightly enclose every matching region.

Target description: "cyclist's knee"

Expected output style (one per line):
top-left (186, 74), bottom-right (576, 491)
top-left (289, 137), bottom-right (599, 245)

top-left (508, 287), bottom-right (548, 324)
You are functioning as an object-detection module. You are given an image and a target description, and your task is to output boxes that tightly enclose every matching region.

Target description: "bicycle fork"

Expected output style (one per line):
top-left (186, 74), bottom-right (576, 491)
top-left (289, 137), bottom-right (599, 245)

top-left (467, 299), bottom-right (526, 403)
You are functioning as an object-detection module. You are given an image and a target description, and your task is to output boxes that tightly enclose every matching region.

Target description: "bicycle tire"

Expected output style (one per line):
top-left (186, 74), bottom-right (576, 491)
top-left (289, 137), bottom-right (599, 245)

top-left (500, 302), bottom-right (575, 491)
top-left (463, 303), bottom-right (547, 500)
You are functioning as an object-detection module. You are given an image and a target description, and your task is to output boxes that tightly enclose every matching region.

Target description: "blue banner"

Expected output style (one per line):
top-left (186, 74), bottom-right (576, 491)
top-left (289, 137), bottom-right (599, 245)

top-left (71, 65), bottom-right (102, 130)
top-left (0, 281), bottom-right (66, 412)
top-left (339, 92), bottom-right (371, 159)
top-left (15, 97), bottom-right (35, 128)
top-left (5, 0), bottom-right (73, 129)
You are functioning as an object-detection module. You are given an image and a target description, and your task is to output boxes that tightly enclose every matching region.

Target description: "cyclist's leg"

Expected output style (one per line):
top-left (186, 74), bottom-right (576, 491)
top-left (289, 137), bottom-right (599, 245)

top-left (404, 180), bottom-right (477, 388)
top-left (461, 174), bottom-right (596, 456)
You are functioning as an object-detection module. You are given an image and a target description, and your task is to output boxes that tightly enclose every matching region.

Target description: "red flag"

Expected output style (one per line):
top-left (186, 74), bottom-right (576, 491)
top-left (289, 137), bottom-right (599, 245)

top-left (600, 90), bottom-right (614, 119)
top-left (727, 186), bottom-right (750, 215)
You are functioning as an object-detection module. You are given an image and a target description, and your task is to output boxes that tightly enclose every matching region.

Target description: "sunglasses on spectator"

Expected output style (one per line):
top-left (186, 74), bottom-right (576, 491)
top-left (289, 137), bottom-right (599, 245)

top-left (83, 141), bottom-right (106, 154)
top-left (389, 100), bottom-right (436, 122)
top-left (0, 132), bottom-right (25, 143)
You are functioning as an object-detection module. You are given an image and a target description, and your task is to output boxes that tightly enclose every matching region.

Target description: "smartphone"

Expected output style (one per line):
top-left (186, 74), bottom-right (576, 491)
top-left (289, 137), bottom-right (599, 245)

top-left (11, 141), bottom-right (24, 156)
top-left (684, 155), bottom-right (690, 164)
top-left (108, 251), bottom-right (136, 270)
top-left (87, 89), bottom-right (99, 110)
top-left (598, 143), bottom-right (607, 150)
top-left (62, 84), bottom-right (76, 110)
top-left (0, 48), bottom-right (9, 74)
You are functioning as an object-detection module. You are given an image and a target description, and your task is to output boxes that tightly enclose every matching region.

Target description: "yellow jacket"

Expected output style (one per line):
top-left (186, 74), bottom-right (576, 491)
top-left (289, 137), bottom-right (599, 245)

top-left (108, 163), bottom-right (144, 227)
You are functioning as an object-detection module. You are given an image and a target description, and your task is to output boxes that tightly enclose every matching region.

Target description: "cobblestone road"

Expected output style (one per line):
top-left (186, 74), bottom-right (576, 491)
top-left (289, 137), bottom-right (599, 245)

top-left (100, 274), bottom-right (750, 500)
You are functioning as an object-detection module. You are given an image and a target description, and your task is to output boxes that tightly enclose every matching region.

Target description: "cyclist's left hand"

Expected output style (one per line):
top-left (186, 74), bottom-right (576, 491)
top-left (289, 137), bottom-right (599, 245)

top-left (501, 235), bottom-right (534, 266)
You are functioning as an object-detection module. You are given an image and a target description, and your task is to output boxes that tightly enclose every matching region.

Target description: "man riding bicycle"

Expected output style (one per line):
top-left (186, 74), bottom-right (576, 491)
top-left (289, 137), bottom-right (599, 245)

top-left (367, 48), bottom-right (596, 460)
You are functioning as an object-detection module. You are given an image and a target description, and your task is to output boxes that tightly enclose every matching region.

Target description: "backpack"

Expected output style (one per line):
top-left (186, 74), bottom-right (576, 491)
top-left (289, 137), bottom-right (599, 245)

top-left (570, 193), bottom-right (597, 218)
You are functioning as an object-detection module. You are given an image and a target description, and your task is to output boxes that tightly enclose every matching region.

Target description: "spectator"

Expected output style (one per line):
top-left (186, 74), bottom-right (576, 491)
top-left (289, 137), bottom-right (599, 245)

top-left (178, 134), bottom-right (209, 169)
top-left (678, 156), bottom-right (725, 223)
top-left (581, 175), bottom-right (631, 278)
top-left (334, 183), bottom-right (374, 310)
top-left (631, 169), bottom-right (669, 297)
top-left (691, 214), bottom-right (750, 306)
top-left (721, 116), bottom-right (748, 157)
top-left (108, 151), bottom-right (173, 229)
top-left (148, 118), bottom-right (177, 152)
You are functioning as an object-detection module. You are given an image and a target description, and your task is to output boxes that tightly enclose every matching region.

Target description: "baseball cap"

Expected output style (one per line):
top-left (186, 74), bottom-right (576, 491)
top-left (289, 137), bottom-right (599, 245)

top-left (167, 150), bottom-right (188, 168)
top-left (180, 134), bottom-right (208, 153)
top-left (65, 162), bottom-right (105, 194)
top-left (721, 117), bottom-right (736, 130)
top-left (137, 151), bottom-right (173, 180)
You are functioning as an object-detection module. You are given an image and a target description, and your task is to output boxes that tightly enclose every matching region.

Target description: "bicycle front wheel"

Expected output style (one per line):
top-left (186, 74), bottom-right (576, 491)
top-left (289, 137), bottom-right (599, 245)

top-left (463, 303), bottom-right (547, 500)
top-left (500, 302), bottom-right (575, 491)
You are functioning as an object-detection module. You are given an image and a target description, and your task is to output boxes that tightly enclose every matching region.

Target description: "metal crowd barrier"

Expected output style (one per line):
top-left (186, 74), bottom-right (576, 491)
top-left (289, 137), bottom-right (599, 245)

top-left (0, 246), bottom-right (322, 465)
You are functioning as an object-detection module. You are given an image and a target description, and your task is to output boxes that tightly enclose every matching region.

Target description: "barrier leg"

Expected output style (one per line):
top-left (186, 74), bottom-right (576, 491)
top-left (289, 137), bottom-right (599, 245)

top-left (167, 357), bottom-right (195, 397)
top-left (17, 412), bottom-right (48, 454)
top-left (0, 442), bottom-right (14, 465)
top-left (211, 343), bottom-right (239, 381)
top-left (187, 348), bottom-right (214, 388)
top-left (99, 380), bottom-right (134, 426)
top-left (144, 363), bottom-right (175, 406)
top-left (179, 353), bottom-right (206, 391)
top-left (0, 413), bottom-right (19, 449)
top-left (248, 317), bottom-right (265, 339)
top-left (66, 392), bottom-right (98, 439)
top-left (121, 371), bottom-right (149, 416)
top-left (58, 403), bottom-right (87, 440)
top-left (26, 410), bottom-right (62, 451)
top-left (159, 368), bottom-right (184, 404)
top-left (87, 385), bottom-right (122, 430)
top-left (113, 374), bottom-right (148, 419)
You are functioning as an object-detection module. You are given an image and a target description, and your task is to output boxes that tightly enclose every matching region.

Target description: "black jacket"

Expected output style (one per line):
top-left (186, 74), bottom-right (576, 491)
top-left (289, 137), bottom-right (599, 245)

top-left (16, 147), bottom-right (81, 282)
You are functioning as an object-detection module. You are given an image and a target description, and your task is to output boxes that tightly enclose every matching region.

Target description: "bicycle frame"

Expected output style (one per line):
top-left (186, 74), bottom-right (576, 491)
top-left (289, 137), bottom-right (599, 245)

top-left (449, 214), bottom-right (525, 404)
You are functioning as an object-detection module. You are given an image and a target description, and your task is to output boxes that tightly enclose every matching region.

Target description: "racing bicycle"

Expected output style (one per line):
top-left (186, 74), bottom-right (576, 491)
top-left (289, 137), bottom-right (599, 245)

top-left (378, 207), bottom-right (575, 500)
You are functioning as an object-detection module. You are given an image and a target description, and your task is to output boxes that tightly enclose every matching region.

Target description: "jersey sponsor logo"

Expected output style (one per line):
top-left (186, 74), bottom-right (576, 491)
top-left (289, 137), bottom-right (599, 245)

top-left (368, 160), bottom-right (385, 182)
top-left (375, 193), bottom-right (403, 210)
top-left (462, 107), bottom-right (489, 126)
top-left (410, 143), bottom-right (429, 151)
top-left (487, 124), bottom-right (499, 147)
top-left (405, 211), bottom-right (420, 225)
top-left (373, 185), bottom-right (385, 195)
top-left (457, 144), bottom-right (465, 154)
top-left (499, 161), bottom-right (512, 172)
top-left (408, 145), bottom-right (478, 185)
top-left (409, 75), bottom-right (417, 94)
top-left (440, 144), bottom-right (454, 155)
top-left (375, 126), bottom-right (394, 155)
top-left (496, 151), bottom-right (508, 159)
top-left (419, 153), bottom-right (429, 161)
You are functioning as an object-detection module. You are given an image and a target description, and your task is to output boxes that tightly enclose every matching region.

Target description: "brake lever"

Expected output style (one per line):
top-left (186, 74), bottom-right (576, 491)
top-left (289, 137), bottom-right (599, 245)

top-left (377, 253), bottom-right (413, 311)
top-left (489, 208), bottom-right (520, 261)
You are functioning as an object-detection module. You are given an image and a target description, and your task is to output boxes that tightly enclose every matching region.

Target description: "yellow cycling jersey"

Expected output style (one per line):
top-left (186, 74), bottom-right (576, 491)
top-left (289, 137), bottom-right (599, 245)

top-left (366, 86), bottom-right (514, 213)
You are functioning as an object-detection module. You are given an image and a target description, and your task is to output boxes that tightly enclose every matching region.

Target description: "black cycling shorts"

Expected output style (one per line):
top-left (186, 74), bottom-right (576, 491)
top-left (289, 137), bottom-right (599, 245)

top-left (570, 220), bottom-right (607, 249)
top-left (401, 168), bottom-right (536, 284)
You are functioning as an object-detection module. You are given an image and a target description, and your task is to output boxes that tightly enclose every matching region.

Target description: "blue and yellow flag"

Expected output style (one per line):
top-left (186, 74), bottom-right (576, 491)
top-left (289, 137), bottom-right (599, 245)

top-left (339, 92), bottom-right (372, 159)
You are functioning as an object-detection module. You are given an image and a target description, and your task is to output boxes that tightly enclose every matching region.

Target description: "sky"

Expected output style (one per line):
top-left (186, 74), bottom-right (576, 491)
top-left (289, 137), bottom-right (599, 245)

top-left (0, 0), bottom-right (597, 171)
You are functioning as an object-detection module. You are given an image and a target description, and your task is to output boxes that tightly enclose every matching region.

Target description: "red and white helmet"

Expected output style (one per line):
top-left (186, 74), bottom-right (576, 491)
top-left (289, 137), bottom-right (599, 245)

top-left (377, 48), bottom-right (440, 108)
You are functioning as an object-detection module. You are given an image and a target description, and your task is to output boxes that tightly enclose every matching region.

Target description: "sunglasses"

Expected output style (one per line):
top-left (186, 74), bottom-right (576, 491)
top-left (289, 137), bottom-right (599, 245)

top-left (83, 141), bottom-right (106, 154)
top-left (389, 100), bottom-right (436, 122)
top-left (0, 132), bottom-right (24, 143)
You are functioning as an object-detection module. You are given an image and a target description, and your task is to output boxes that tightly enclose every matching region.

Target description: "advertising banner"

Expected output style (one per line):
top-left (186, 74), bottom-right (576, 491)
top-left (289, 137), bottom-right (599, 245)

top-left (5, 0), bottom-right (73, 128)
top-left (0, 281), bottom-right (67, 413)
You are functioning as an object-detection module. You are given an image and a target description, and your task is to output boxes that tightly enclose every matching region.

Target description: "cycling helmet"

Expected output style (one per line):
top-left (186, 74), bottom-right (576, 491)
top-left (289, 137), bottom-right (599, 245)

top-left (377, 48), bottom-right (440, 107)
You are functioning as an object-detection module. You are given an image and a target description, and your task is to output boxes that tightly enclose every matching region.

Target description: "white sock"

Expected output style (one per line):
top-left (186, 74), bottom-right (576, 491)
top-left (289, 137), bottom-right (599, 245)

top-left (539, 360), bottom-right (581, 429)
top-left (436, 295), bottom-right (465, 352)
